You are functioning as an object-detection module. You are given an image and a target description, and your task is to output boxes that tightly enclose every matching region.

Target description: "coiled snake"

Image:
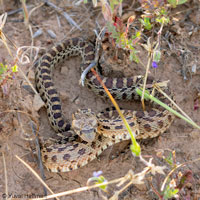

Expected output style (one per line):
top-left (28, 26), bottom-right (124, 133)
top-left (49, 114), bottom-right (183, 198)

top-left (35, 37), bottom-right (175, 172)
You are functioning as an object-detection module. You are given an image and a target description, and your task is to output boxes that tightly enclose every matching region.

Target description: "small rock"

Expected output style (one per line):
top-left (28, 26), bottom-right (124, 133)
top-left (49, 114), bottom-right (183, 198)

top-left (61, 67), bottom-right (68, 75)
top-left (190, 130), bottom-right (199, 139)
top-left (28, 69), bottom-right (35, 81)
top-left (12, 117), bottom-right (18, 128)
top-left (33, 94), bottom-right (45, 111)
top-left (74, 97), bottom-right (80, 105)
top-left (60, 90), bottom-right (69, 100)
top-left (134, 183), bottom-right (147, 191)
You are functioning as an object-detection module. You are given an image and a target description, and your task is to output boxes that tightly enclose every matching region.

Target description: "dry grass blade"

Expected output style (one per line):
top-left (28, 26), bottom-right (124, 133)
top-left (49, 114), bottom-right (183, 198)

top-left (31, 177), bottom-right (124, 200)
top-left (15, 155), bottom-right (60, 200)
top-left (90, 68), bottom-right (140, 155)
top-left (161, 157), bottom-right (200, 192)
top-left (0, 12), bottom-right (13, 57)
top-left (2, 152), bottom-right (8, 200)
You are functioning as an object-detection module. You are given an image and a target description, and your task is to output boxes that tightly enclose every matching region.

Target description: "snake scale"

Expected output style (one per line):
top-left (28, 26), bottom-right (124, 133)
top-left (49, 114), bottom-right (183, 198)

top-left (35, 37), bottom-right (175, 172)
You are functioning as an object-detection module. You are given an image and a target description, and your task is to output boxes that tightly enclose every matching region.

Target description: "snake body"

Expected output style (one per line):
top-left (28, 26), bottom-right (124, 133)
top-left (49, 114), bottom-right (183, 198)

top-left (35, 37), bottom-right (175, 172)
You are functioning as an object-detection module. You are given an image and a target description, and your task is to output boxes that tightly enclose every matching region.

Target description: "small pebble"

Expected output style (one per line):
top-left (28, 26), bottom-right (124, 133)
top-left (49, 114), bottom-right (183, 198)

top-left (60, 90), bottom-right (69, 100)
top-left (60, 67), bottom-right (68, 75)
top-left (33, 94), bottom-right (45, 111)
top-left (47, 30), bottom-right (57, 39)
top-left (27, 69), bottom-right (35, 81)
top-left (33, 29), bottom-right (43, 39)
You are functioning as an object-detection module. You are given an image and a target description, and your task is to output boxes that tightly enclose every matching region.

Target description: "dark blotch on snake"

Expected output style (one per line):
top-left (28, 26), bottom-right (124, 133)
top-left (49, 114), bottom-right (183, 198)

top-left (58, 146), bottom-right (67, 152)
top-left (127, 78), bottom-right (133, 87)
top-left (87, 84), bottom-right (91, 89)
top-left (72, 38), bottom-right (79, 46)
top-left (49, 49), bottom-right (57, 57)
top-left (112, 93), bottom-right (117, 98)
top-left (58, 120), bottom-right (64, 127)
top-left (52, 104), bottom-right (61, 110)
top-left (91, 142), bottom-right (96, 148)
top-left (123, 134), bottom-right (127, 139)
top-left (44, 82), bottom-right (53, 88)
top-left (113, 119), bottom-right (121, 123)
top-left (122, 93), bottom-right (127, 99)
top-left (51, 97), bottom-right (60, 102)
top-left (105, 78), bottom-right (113, 89)
top-left (73, 144), bottom-right (79, 149)
top-left (84, 44), bottom-right (94, 54)
top-left (78, 148), bottom-right (86, 155)
top-left (51, 155), bottom-right (57, 162)
top-left (102, 125), bottom-right (110, 130)
top-left (53, 113), bottom-right (62, 119)
top-left (120, 88), bottom-right (126, 93)
top-left (41, 62), bottom-right (50, 68)
top-left (129, 122), bottom-right (135, 127)
top-left (168, 115), bottom-right (172, 122)
top-left (98, 135), bottom-right (102, 142)
top-left (64, 124), bottom-right (71, 131)
top-left (41, 68), bottom-right (51, 74)
top-left (56, 167), bottom-right (61, 172)
top-left (157, 120), bottom-right (164, 128)
top-left (149, 110), bottom-right (156, 117)
top-left (63, 154), bottom-right (71, 161)
top-left (43, 155), bottom-right (48, 161)
top-left (131, 93), bottom-right (136, 99)
top-left (69, 166), bottom-right (73, 171)
top-left (143, 117), bottom-right (154, 122)
top-left (86, 72), bottom-right (93, 79)
top-left (115, 125), bottom-right (123, 130)
top-left (116, 78), bottom-right (123, 88)
top-left (79, 41), bottom-right (85, 47)
top-left (136, 111), bottom-right (145, 118)
top-left (56, 44), bottom-right (63, 52)
top-left (42, 75), bottom-right (51, 81)
top-left (46, 148), bottom-right (53, 152)
top-left (157, 112), bottom-right (164, 117)
top-left (63, 40), bottom-right (70, 48)
top-left (77, 164), bottom-right (81, 168)
top-left (99, 91), bottom-right (104, 96)
top-left (93, 78), bottom-right (100, 86)
top-left (42, 55), bottom-right (52, 62)
top-left (144, 124), bottom-right (151, 132)
top-left (85, 54), bottom-right (95, 61)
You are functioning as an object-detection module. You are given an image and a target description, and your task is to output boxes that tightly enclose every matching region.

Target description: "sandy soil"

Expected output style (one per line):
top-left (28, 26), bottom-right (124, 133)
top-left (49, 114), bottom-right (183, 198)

top-left (0, 0), bottom-right (200, 199)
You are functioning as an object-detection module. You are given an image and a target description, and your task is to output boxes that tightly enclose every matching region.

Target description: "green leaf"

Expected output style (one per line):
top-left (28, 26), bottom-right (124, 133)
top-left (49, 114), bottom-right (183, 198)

top-left (164, 185), bottom-right (179, 199)
top-left (106, 22), bottom-right (119, 39)
top-left (129, 51), bottom-right (139, 63)
top-left (130, 143), bottom-right (141, 157)
top-left (177, 0), bottom-right (187, 4)
top-left (164, 152), bottom-right (173, 166)
top-left (139, 18), bottom-right (152, 30)
top-left (136, 88), bottom-right (200, 130)
top-left (11, 65), bottom-right (18, 73)
top-left (153, 50), bottom-right (161, 63)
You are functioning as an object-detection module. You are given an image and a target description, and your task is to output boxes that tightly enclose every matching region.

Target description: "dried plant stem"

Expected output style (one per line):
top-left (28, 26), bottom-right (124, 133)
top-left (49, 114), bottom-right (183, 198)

top-left (15, 155), bottom-right (60, 200)
top-left (2, 152), bottom-right (8, 199)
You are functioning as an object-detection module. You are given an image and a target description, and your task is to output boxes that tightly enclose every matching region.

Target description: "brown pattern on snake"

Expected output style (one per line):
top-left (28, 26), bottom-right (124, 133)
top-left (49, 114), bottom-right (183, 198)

top-left (35, 37), bottom-right (175, 172)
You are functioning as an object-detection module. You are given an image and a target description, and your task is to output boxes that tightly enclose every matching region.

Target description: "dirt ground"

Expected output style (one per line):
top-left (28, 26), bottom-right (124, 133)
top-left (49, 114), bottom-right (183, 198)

top-left (0, 0), bottom-right (200, 200)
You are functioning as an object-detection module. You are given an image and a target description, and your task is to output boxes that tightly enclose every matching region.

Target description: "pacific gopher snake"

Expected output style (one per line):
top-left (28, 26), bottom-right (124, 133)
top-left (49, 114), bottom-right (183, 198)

top-left (35, 37), bottom-right (175, 172)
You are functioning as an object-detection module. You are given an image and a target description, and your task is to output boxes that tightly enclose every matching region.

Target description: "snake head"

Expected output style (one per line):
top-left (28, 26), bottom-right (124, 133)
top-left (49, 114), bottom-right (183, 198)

top-left (72, 109), bottom-right (98, 143)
